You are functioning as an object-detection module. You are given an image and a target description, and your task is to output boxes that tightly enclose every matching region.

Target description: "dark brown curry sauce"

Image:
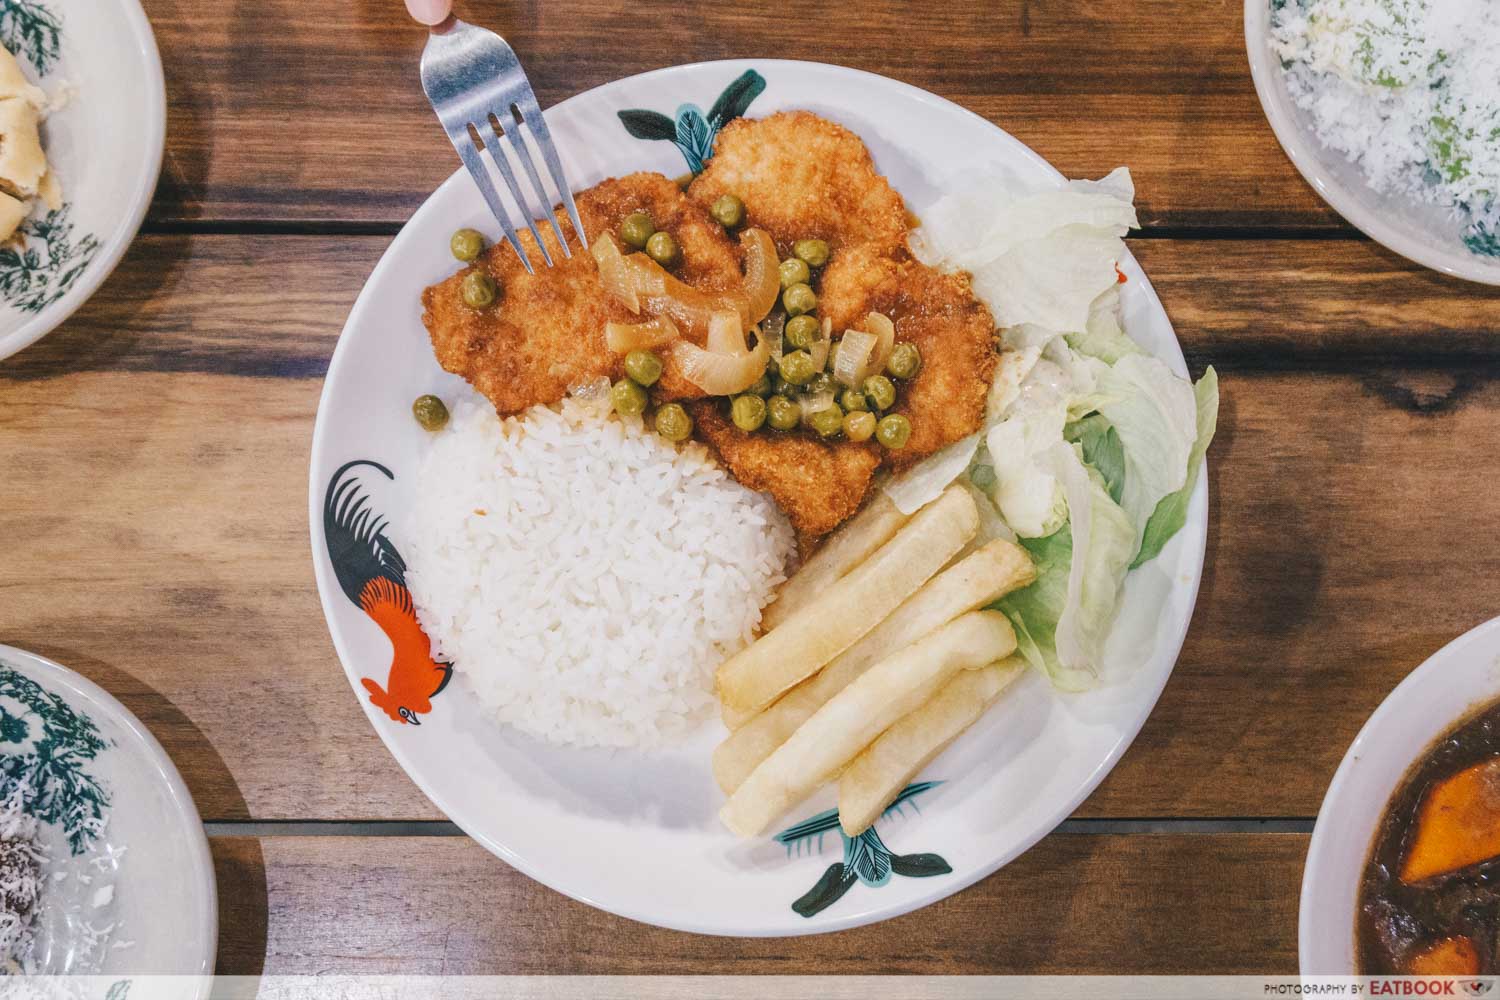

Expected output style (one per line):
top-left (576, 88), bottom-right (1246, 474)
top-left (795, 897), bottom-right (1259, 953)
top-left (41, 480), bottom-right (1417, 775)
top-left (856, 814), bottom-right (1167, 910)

top-left (1357, 696), bottom-right (1500, 974)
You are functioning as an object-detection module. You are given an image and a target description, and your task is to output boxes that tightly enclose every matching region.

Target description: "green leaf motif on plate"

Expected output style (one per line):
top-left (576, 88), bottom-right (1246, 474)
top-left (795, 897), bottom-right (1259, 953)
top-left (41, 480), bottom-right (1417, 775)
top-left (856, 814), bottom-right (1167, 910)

top-left (616, 69), bottom-right (766, 175)
top-left (0, 205), bottom-right (101, 314)
top-left (0, 0), bottom-right (61, 75)
top-left (776, 780), bottom-right (951, 918)
top-left (1464, 221), bottom-right (1500, 259)
top-left (0, 664), bottom-right (111, 855)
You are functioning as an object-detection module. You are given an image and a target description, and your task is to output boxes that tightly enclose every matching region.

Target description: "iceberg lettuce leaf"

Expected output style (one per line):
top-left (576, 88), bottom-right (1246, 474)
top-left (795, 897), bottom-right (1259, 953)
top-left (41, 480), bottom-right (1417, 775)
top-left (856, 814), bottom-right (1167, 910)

top-left (1047, 441), bottom-right (1137, 678)
top-left (1091, 353), bottom-right (1199, 552)
top-left (1132, 367), bottom-right (1219, 567)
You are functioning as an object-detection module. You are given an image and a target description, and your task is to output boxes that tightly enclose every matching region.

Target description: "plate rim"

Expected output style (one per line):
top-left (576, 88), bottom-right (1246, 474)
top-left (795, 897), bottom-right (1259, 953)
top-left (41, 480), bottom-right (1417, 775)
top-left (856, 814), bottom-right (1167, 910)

top-left (308, 57), bottom-right (1209, 936)
top-left (0, 0), bottom-right (168, 361)
top-left (0, 643), bottom-right (218, 982)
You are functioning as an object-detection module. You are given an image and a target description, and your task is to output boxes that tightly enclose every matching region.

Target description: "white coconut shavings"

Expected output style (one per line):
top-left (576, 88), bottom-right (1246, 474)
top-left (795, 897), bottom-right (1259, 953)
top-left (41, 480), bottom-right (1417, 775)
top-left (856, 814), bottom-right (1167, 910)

top-left (1272, 0), bottom-right (1500, 243)
top-left (0, 786), bottom-right (44, 972)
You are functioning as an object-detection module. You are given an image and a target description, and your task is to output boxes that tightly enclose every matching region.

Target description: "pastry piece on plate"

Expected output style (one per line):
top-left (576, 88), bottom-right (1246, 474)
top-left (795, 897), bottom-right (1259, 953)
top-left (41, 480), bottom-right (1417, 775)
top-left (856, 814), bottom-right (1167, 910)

top-left (0, 43), bottom-right (56, 242)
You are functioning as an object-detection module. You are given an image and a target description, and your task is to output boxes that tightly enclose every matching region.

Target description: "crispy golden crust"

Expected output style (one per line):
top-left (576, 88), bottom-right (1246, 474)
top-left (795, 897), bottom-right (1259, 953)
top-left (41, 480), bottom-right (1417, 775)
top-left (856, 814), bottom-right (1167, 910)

top-left (819, 244), bottom-right (998, 469)
top-left (688, 111), bottom-right (909, 256)
top-left (421, 117), bottom-right (998, 540)
top-left (690, 400), bottom-right (882, 540)
top-left (421, 173), bottom-right (740, 415)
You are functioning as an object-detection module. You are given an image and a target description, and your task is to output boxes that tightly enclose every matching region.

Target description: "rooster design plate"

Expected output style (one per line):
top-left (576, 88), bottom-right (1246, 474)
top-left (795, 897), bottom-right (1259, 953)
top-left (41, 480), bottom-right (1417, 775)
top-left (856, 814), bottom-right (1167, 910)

top-left (309, 60), bottom-right (1206, 936)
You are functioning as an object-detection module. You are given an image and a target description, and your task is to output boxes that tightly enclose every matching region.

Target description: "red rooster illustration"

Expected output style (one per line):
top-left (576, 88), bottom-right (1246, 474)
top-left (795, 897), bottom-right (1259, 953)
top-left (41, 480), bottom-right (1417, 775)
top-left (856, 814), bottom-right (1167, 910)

top-left (323, 460), bottom-right (451, 725)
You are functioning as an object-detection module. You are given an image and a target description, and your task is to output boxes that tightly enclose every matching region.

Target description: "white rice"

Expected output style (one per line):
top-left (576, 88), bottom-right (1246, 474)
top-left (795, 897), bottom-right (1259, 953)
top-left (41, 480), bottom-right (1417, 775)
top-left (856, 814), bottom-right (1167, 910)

top-left (405, 395), bottom-right (796, 748)
top-left (1272, 0), bottom-right (1500, 245)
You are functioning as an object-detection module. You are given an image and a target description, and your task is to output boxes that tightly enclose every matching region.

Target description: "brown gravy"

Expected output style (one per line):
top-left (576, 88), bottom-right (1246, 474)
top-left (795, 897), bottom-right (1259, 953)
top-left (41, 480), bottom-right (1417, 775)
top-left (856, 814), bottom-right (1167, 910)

top-left (1357, 696), bottom-right (1500, 974)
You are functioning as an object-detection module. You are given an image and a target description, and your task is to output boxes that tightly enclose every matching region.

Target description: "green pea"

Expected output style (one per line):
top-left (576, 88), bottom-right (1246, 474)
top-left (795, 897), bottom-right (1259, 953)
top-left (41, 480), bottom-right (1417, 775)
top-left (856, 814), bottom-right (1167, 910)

top-left (731, 394), bottom-right (767, 432)
top-left (621, 211), bottom-right (655, 249)
top-left (876, 413), bottom-right (912, 449)
top-left (863, 374), bottom-right (896, 411)
top-left (450, 228), bottom-right (484, 262)
top-left (412, 394), bottom-right (449, 431)
top-left (782, 282), bottom-right (817, 317)
top-left (779, 258), bottom-right (811, 289)
top-left (645, 231), bottom-right (679, 267)
top-left (746, 372), bottom-right (773, 397)
top-left (784, 314), bottom-right (820, 351)
top-left (779, 350), bottom-right (817, 386)
top-left (654, 402), bottom-right (693, 442)
top-left (610, 379), bottom-right (647, 418)
top-left (767, 394), bottom-right (801, 431)
top-left (461, 270), bottom-right (499, 309)
top-left (843, 410), bottom-right (876, 442)
top-left (887, 342), bottom-right (923, 380)
top-left (710, 194), bottom-right (745, 228)
top-left (969, 464), bottom-right (997, 490)
top-left (794, 239), bottom-right (831, 268)
top-left (840, 388), bottom-right (869, 412)
top-left (809, 406), bottom-right (845, 440)
top-left (624, 349), bottom-right (663, 387)
top-left (806, 372), bottom-right (836, 396)
top-left (771, 371), bottom-right (794, 396)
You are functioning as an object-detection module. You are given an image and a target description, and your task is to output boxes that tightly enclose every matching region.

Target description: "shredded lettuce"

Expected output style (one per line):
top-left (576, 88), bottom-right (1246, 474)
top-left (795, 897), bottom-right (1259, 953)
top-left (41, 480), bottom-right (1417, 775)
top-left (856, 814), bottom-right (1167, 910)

top-left (1133, 367), bottom-right (1219, 567)
top-left (1065, 287), bottom-right (1143, 364)
top-left (892, 167), bottom-right (1218, 690)
top-left (1065, 414), bottom-right (1126, 504)
top-left (1047, 441), bottom-right (1138, 679)
top-left (1090, 353), bottom-right (1199, 554)
top-left (994, 524), bottom-right (1077, 688)
top-left (919, 169), bottom-right (1139, 333)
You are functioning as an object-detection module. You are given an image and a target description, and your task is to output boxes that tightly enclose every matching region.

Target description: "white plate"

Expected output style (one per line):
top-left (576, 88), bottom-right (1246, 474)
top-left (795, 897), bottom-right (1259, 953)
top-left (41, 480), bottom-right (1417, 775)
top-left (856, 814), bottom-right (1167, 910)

top-left (0, 645), bottom-right (215, 983)
top-left (1300, 616), bottom-right (1500, 973)
top-left (1245, 0), bottom-right (1500, 286)
top-left (0, 0), bottom-right (165, 361)
top-left (309, 59), bottom-right (1208, 936)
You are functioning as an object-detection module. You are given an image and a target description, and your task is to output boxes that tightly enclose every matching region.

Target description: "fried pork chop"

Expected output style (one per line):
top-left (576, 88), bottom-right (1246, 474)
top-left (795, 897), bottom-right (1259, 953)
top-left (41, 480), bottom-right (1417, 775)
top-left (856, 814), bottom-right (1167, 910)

top-left (690, 401), bottom-right (882, 542)
top-left (685, 113), bottom-right (998, 529)
top-left (689, 111), bottom-right (909, 257)
top-left (818, 244), bottom-right (997, 469)
top-left (422, 172), bottom-right (741, 415)
top-left (421, 113), bottom-right (999, 541)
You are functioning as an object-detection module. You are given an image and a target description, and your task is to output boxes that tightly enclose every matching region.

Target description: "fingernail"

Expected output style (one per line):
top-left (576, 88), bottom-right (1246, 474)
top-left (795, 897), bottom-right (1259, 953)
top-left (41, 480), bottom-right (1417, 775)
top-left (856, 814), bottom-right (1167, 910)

top-left (405, 0), bottom-right (452, 26)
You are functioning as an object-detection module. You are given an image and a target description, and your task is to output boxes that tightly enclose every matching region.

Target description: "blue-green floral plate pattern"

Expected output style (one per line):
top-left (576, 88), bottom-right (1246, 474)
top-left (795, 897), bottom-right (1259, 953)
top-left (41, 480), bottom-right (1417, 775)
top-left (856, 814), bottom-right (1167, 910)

top-left (0, 0), bottom-right (165, 361)
top-left (0, 645), bottom-right (215, 985)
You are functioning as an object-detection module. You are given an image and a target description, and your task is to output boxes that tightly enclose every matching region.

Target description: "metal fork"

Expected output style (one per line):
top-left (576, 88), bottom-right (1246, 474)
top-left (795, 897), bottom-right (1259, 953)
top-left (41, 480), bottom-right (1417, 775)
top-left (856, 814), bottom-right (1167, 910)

top-left (410, 1), bottom-right (585, 273)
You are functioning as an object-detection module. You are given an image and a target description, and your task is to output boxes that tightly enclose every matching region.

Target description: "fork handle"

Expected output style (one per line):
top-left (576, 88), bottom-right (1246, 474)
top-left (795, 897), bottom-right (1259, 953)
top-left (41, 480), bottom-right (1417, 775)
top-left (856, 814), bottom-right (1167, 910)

top-left (405, 0), bottom-right (452, 27)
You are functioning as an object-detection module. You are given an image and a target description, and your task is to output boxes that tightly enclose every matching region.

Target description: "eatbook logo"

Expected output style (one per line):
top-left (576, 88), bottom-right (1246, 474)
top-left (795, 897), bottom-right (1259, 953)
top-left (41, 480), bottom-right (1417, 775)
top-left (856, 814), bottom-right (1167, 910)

top-left (1462, 982), bottom-right (1493, 997)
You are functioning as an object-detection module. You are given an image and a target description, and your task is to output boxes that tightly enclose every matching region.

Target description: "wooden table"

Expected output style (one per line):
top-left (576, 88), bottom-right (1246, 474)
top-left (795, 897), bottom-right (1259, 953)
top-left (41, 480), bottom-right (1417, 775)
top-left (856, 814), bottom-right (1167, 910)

top-left (5, 0), bottom-right (1500, 976)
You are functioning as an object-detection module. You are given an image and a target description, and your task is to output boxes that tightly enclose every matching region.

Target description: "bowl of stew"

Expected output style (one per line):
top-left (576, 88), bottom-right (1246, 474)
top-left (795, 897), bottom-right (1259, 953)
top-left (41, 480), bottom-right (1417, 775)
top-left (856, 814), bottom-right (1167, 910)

top-left (1302, 616), bottom-right (1500, 975)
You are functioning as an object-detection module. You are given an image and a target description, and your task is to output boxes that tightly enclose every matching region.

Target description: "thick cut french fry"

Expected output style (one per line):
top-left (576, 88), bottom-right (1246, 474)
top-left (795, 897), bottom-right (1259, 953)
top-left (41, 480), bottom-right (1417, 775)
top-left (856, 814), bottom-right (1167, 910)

top-left (718, 610), bottom-right (1015, 837)
top-left (715, 485), bottom-right (978, 716)
top-left (759, 493), bottom-right (911, 633)
top-left (837, 659), bottom-right (1024, 835)
top-left (714, 538), bottom-right (1035, 791)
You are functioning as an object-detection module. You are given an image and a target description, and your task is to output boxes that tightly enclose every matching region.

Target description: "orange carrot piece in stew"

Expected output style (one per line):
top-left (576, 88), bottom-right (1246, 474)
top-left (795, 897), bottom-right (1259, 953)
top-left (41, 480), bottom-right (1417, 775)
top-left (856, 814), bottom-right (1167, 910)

top-left (1406, 936), bottom-right (1480, 976)
top-left (1401, 756), bottom-right (1500, 883)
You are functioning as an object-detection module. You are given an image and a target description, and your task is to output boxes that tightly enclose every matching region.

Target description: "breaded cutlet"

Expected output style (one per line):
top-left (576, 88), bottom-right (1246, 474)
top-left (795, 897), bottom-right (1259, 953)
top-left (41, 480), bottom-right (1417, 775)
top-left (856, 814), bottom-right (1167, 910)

top-left (688, 111), bottom-right (910, 257)
top-left (818, 243), bottom-right (998, 468)
top-left (422, 172), bottom-right (741, 415)
top-left (690, 399), bottom-right (883, 540)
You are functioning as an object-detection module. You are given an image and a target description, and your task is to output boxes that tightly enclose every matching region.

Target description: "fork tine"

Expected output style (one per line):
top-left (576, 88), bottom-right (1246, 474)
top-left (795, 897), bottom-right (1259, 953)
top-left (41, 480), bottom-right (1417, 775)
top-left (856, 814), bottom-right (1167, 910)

top-left (516, 97), bottom-right (587, 251)
top-left (451, 134), bottom-right (532, 274)
top-left (499, 110), bottom-right (571, 259)
top-left (477, 123), bottom-right (554, 269)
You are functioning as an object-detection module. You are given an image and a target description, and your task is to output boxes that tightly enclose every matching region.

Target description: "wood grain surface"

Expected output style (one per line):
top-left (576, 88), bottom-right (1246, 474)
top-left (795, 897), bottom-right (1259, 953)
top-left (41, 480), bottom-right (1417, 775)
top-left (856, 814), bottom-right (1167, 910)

top-left (2, 0), bottom-right (1490, 973)
top-left (141, 0), bottom-right (1336, 231)
top-left (210, 833), bottom-right (1305, 974)
top-left (8, 361), bottom-right (1500, 819)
